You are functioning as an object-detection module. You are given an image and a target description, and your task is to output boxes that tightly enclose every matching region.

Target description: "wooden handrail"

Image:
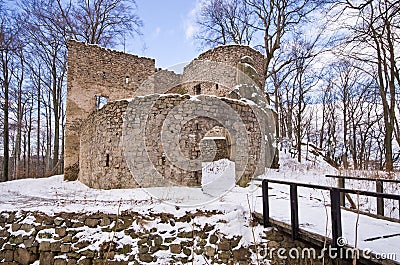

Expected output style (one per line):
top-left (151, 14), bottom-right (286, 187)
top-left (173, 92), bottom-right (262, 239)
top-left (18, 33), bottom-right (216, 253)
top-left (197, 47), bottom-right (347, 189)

top-left (258, 177), bottom-right (400, 251)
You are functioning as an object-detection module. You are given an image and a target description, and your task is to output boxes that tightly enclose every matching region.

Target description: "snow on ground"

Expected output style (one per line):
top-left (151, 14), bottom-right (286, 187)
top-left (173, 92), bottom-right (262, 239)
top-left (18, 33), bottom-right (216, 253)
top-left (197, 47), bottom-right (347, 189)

top-left (0, 174), bottom-right (247, 215)
top-left (0, 167), bottom-right (267, 263)
top-left (0, 172), bottom-right (267, 263)
top-left (0, 151), bottom-right (399, 262)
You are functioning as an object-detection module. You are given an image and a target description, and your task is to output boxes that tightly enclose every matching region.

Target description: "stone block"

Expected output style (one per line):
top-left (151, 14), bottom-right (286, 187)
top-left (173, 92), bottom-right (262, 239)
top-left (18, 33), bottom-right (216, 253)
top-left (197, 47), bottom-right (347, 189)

top-left (84, 218), bottom-right (99, 228)
top-left (203, 246), bottom-right (215, 257)
top-left (54, 259), bottom-right (68, 265)
top-left (56, 227), bottom-right (67, 237)
top-left (39, 241), bottom-right (51, 251)
top-left (11, 223), bottom-right (21, 232)
top-left (61, 244), bottom-right (72, 253)
top-left (14, 248), bottom-right (29, 265)
top-left (4, 250), bottom-right (14, 262)
top-left (40, 252), bottom-right (54, 265)
top-left (217, 239), bottom-right (231, 251)
top-left (138, 245), bottom-right (149, 254)
top-left (50, 241), bottom-right (62, 252)
top-left (233, 247), bottom-right (250, 261)
top-left (209, 234), bottom-right (218, 244)
top-left (169, 244), bottom-right (181, 254)
top-left (138, 253), bottom-right (153, 263)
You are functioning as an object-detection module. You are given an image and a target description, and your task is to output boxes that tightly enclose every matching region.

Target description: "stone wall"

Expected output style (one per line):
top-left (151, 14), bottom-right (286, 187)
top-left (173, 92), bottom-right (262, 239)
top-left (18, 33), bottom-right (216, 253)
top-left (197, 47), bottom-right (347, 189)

top-left (200, 138), bottom-right (230, 162)
top-left (79, 101), bottom-right (133, 189)
top-left (79, 94), bottom-right (272, 189)
top-left (0, 211), bottom-right (344, 265)
top-left (66, 41), bottom-right (273, 187)
top-left (192, 45), bottom-right (265, 88)
top-left (0, 210), bottom-right (247, 265)
top-left (64, 41), bottom-right (156, 181)
top-left (200, 127), bottom-right (232, 162)
top-left (140, 69), bottom-right (183, 96)
top-left (180, 45), bottom-right (266, 98)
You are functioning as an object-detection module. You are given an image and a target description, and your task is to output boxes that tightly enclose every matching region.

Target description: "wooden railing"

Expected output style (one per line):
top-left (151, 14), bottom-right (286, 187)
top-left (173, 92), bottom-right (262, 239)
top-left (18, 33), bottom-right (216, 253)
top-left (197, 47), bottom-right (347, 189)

top-left (326, 175), bottom-right (400, 216)
top-left (256, 178), bottom-right (400, 249)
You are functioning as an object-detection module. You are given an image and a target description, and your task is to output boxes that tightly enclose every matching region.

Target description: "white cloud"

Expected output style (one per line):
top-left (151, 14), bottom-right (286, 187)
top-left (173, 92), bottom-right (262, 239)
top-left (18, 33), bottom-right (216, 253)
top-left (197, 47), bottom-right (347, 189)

top-left (183, 0), bottom-right (204, 40)
top-left (153, 27), bottom-right (161, 38)
top-left (184, 24), bottom-right (198, 40)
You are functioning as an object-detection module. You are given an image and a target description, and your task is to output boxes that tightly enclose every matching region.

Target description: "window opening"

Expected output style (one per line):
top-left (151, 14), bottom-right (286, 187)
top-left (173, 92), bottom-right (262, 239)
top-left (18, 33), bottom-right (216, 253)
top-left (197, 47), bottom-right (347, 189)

top-left (194, 84), bottom-right (201, 95)
top-left (105, 154), bottom-right (110, 167)
top-left (95, 95), bottom-right (108, 110)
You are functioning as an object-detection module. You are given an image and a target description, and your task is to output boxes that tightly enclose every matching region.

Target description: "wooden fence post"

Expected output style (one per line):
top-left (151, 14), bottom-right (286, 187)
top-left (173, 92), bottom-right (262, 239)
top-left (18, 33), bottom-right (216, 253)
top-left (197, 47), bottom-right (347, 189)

top-left (376, 180), bottom-right (384, 216)
top-left (262, 180), bottom-right (270, 227)
top-left (330, 188), bottom-right (342, 248)
top-left (290, 184), bottom-right (299, 240)
top-left (338, 178), bottom-right (345, 207)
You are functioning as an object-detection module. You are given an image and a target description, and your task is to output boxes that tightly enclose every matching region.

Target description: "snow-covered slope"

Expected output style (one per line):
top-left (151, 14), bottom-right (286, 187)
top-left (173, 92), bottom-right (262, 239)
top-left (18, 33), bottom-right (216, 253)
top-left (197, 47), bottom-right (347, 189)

top-left (0, 149), bottom-right (399, 263)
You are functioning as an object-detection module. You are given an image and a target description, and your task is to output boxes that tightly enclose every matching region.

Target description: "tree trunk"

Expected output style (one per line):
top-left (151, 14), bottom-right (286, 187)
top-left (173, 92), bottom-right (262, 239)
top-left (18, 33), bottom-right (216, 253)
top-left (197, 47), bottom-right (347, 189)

top-left (2, 58), bottom-right (10, 182)
top-left (351, 123), bottom-right (357, 169)
top-left (343, 97), bottom-right (348, 169)
top-left (27, 102), bottom-right (33, 178)
top-left (14, 65), bottom-right (24, 180)
top-left (52, 60), bottom-right (60, 173)
top-left (37, 66), bottom-right (41, 177)
top-left (45, 89), bottom-right (52, 173)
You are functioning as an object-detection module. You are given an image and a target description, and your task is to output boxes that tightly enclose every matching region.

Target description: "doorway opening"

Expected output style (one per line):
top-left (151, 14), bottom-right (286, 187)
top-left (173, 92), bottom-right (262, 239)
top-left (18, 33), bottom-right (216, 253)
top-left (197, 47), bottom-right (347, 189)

top-left (199, 126), bottom-right (235, 196)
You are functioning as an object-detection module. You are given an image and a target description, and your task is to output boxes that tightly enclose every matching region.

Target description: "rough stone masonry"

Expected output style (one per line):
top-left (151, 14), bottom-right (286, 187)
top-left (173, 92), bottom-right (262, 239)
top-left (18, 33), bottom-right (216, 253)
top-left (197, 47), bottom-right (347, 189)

top-left (64, 40), bottom-right (275, 189)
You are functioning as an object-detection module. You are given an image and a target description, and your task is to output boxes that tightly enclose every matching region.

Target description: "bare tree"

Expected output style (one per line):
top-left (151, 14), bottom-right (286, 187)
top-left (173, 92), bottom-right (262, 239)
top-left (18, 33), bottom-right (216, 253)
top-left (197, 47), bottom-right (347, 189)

top-left (196, 0), bottom-right (330, 77)
top-left (21, 0), bottom-right (67, 173)
top-left (0, 0), bottom-right (145, 179)
top-left (195, 0), bottom-right (256, 47)
top-left (339, 0), bottom-right (400, 171)
top-left (330, 60), bottom-right (359, 168)
top-left (0, 4), bottom-right (23, 181)
top-left (58, 0), bottom-right (143, 47)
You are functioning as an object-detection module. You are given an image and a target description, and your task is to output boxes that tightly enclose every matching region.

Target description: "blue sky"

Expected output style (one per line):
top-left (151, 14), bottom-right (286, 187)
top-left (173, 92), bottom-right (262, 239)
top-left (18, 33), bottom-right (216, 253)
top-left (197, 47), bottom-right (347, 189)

top-left (122, 0), bottom-right (203, 69)
top-left (5, 0), bottom-right (202, 69)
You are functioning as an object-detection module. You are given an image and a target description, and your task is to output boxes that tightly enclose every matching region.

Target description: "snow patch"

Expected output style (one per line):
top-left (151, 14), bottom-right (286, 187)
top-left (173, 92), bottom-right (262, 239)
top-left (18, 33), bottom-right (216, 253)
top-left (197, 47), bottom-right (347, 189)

top-left (202, 159), bottom-right (236, 197)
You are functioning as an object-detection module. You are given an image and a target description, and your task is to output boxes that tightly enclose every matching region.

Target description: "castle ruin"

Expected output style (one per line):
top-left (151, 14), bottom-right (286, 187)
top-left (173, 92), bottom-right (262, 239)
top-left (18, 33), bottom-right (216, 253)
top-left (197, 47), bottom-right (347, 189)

top-left (64, 41), bottom-right (275, 189)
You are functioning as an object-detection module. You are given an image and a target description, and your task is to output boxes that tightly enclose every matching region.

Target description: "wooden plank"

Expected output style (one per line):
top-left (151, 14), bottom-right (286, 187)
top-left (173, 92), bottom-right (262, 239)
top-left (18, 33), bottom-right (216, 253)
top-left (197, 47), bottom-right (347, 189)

top-left (252, 178), bottom-right (400, 200)
top-left (326, 175), bottom-right (400, 184)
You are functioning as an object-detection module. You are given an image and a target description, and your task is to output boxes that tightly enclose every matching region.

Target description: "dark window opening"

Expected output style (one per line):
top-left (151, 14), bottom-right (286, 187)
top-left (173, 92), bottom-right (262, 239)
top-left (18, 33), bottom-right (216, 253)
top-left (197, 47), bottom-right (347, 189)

top-left (215, 84), bottom-right (219, 90)
top-left (194, 84), bottom-right (201, 95)
top-left (105, 154), bottom-right (110, 167)
top-left (161, 152), bottom-right (166, 165)
top-left (95, 95), bottom-right (108, 110)
top-left (195, 171), bottom-right (200, 184)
